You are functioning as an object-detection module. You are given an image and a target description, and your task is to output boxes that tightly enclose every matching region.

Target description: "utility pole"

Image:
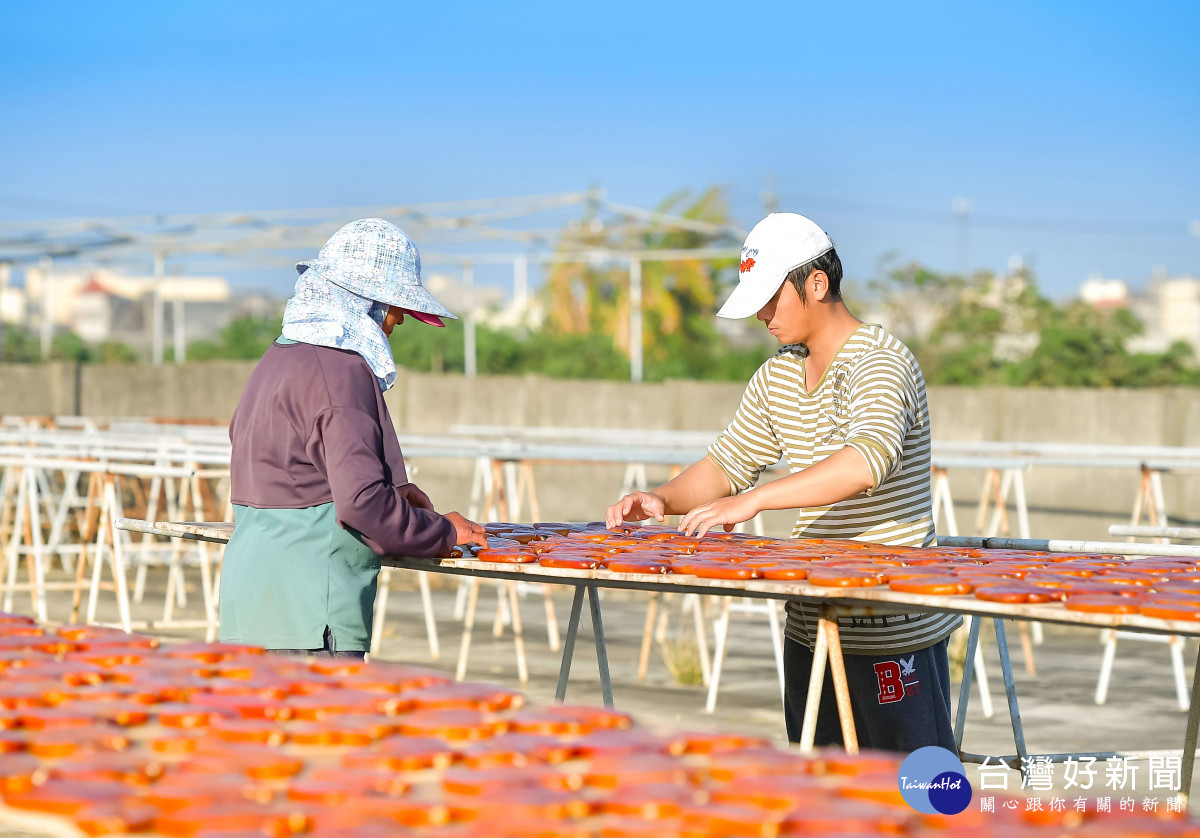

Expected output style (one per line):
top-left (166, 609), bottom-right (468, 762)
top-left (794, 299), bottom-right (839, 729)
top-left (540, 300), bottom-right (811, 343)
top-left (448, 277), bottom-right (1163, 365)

top-left (173, 295), bottom-right (186, 363)
top-left (629, 258), bottom-right (643, 384)
top-left (39, 256), bottom-right (53, 360)
top-left (953, 198), bottom-right (971, 276)
top-left (513, 255), bottom-right (528, 318)
top-left (152, 251), bottom-right (164, 365)
top-left (763, 174), bottom-right (779, 215)
top-left (0, 262), bottom-right (9, 361)
top-left (463, 259), bottom-right (476, 378)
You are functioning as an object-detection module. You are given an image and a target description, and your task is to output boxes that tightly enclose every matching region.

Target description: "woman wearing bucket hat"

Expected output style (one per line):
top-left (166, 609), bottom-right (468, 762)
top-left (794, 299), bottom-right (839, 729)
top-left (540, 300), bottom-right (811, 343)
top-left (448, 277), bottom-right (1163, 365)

top-left (220, 218), bottom-right (486, 658)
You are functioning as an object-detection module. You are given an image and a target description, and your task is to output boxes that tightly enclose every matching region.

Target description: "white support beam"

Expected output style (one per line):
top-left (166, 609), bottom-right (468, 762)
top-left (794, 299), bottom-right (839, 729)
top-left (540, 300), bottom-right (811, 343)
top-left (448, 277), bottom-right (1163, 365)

top-left (39, 256), bottom-right (52, 360)
top-left (152, 251), bottom-right (164, 366)
top-left (0, 191), bottom-right (743, 294)
top-left (172, 296), bottom-right (186, 364)
top-left (629, 258), bottom-right (643, 384)
top-left (513, 255), bottom-right (528, 314)
top-left (463, 259), bottom-right (476, 378)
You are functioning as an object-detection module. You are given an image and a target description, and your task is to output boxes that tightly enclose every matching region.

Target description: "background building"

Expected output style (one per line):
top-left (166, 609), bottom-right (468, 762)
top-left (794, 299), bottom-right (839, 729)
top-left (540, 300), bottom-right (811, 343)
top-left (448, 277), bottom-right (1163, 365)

top-left (1079, 271), bottom-right (1200, 355)
top-left (4, 266), bottom-right (279, 358)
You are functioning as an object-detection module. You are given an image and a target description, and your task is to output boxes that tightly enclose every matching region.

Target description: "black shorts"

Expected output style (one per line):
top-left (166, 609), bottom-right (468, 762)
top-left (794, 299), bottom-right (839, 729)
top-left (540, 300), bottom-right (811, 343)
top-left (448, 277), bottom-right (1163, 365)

top-left (783, 636), bottom-right (956, 753)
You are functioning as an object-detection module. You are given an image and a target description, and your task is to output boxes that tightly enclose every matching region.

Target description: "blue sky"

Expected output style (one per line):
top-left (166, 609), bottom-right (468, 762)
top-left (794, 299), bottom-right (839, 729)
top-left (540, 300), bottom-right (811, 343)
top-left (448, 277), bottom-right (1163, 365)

top-left (1, 0), bottom-right (1197, 299)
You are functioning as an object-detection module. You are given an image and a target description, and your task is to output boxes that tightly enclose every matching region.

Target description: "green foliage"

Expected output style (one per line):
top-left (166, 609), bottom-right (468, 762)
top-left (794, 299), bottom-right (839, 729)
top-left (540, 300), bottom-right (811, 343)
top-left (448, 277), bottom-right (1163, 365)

top-left (92, 341), bottom-right (139, 364)
top-left (873, 262), bottom-right (1199, 388)
top-left (387, 319), bottom-right (461, 373)
top-left (11, 186), bottom-right (1188, 390)
top-left (1, 313), bottom-right (277, 366)
top-left (542, 187), bottom-right (740, 358)
top-left (386, 318), bottom-right (773, 382)
top-left (50, 331), bottom-right (89, 362)
top-left (380, 185), bottom-right (772, 382)
top-left (523, 333), bottom-right (631, 380)
top-left (1, 325), bottom-right (41, 362)
top-left (388, 317), bottom-right (778, 381)
top-left (0, 326), bottom-right (136, 364)
top-left (1012, 309), bottom-right (1197, 387)
top-left (0, 187), bottom-right (775, 381)
top-left (186, 314), bottom-right (283, 361)
top-left (642, 331), bottom-right (774, 382)
top-left (389, 323), bottom-right (632, 379)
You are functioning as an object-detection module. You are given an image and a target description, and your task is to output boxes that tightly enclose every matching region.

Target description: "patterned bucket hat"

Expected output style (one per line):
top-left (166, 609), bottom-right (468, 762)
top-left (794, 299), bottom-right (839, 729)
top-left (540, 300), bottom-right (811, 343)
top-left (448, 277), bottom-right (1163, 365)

top-left (296, 218), bottom-right (456, 321)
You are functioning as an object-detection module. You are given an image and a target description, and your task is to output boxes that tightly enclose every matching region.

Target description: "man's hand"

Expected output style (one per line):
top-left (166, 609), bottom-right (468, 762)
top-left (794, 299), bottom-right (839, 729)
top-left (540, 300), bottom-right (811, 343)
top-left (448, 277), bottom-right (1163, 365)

top-left (605, 491), bottom-right (667, 530)
top-left (445, 512), bottom-right (487, 546)
top-left (603, 457), bottom-right (734, 531)
top-left (401, 484), bottom-right (435, 511)
top-left (677, 492), bottom-right (760, 538)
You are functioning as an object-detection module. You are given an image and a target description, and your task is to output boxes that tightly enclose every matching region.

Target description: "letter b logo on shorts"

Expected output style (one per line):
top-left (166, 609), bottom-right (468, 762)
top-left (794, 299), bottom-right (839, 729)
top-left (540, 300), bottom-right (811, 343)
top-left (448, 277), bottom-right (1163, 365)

top-left (874, 661), bottom-right (905, 704)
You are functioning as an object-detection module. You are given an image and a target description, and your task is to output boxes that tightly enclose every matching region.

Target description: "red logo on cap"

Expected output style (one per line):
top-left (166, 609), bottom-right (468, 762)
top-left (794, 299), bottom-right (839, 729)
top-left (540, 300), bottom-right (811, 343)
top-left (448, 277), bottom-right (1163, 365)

top-left (739, 257), bottom-right (755, 273)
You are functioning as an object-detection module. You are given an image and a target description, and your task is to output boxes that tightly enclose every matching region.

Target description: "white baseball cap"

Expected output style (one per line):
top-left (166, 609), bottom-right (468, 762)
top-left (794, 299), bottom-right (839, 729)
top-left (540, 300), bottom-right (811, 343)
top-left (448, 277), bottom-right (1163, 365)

top-left (716, 213), bottom-right (835, 319)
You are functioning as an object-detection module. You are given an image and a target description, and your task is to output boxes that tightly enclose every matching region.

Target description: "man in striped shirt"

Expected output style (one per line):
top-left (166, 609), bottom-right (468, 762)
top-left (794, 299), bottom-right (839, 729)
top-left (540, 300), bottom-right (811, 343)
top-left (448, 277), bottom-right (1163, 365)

top-left (606, 213), bottom-right (958, 753)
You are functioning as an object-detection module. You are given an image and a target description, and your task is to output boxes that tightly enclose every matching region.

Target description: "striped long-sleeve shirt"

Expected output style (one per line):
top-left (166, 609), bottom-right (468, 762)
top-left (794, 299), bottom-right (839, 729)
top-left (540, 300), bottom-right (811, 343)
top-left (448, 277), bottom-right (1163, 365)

top-left (707, 323), bottom-right (961, 654)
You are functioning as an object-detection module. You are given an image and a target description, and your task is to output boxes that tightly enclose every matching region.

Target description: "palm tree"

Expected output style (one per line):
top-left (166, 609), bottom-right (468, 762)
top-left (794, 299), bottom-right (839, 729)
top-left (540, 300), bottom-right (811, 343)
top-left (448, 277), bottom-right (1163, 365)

top-left (542, 187), bottom-right (739, 359)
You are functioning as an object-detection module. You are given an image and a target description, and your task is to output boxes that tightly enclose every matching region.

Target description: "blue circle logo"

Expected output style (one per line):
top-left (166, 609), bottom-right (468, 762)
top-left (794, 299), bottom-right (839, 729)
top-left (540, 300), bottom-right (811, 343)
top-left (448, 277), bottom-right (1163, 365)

top-left (898, 746), bottom-right (972, 815)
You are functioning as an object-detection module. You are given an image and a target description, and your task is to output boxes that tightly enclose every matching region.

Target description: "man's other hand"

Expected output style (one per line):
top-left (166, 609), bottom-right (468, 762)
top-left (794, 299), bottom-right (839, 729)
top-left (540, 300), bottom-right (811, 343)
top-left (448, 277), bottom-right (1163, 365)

top-left (677, 492), bottom-right (759, 538)
top-left (605, 491), bottom-right (667, 530)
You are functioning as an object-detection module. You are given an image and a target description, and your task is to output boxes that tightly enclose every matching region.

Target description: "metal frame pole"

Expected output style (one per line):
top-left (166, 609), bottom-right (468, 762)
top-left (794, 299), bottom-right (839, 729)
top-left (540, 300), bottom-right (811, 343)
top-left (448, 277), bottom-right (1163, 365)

top-left (1179, 641), bottom-right (1200, 809)
top-left (994, 618), bottom-right (1029, 780)
top-left (939, 535), bottom-right (1200, 559)
top-left (551, 584), bottom-right (614, 707)
top-left (954, 615), bottom-right (982, 750)
top-left (587, 584), bottom-right (614, 708)
top-left (1112, 524), bottom-right (1200, 540)
top-left (555, 585), bottom-right (586, 703)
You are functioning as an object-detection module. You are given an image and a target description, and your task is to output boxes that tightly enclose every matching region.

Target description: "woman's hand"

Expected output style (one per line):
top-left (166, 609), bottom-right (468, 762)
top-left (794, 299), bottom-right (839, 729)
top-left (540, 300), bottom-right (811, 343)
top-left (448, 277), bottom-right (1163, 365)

top-left (605, 491), bottom-right (667, 529)
top-left (677, 492), bottom-right (761, 538)
top-left (445, 512), bottom-right (487, 546)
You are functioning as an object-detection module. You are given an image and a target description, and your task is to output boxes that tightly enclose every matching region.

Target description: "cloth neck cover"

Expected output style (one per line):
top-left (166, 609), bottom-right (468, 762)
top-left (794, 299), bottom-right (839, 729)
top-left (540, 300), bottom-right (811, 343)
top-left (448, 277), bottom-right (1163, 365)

top-left (281, 268), bottom-right (397, 391)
